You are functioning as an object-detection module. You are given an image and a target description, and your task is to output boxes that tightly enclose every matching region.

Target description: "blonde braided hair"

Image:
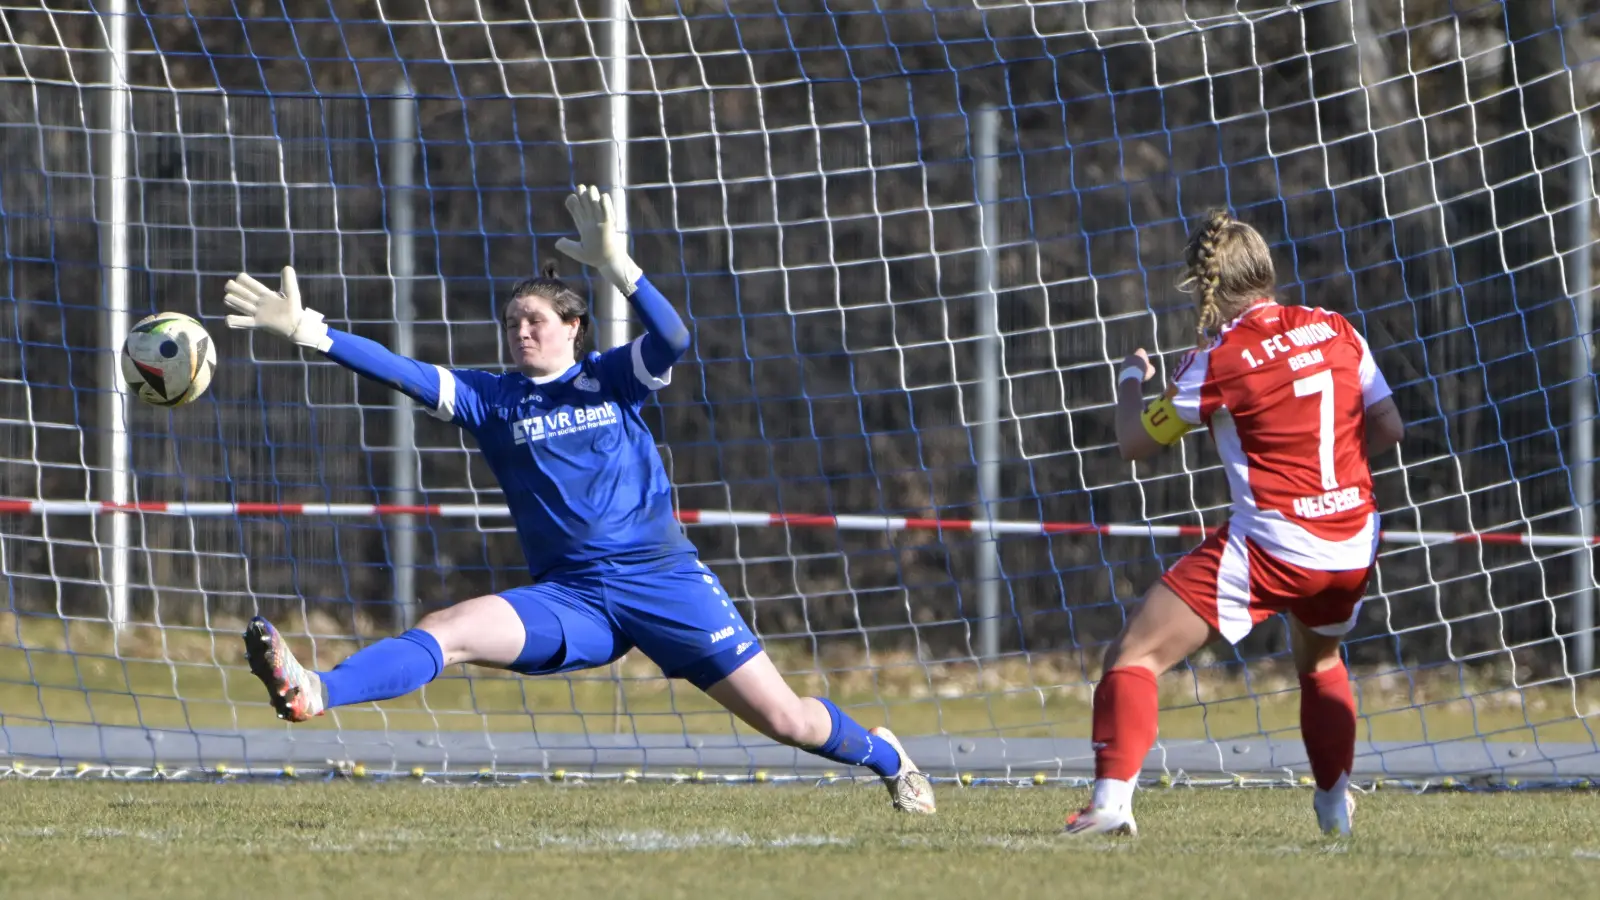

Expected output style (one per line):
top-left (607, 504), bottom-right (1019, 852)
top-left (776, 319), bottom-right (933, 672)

top-left (1177, 210), bottom-right (1276, 347)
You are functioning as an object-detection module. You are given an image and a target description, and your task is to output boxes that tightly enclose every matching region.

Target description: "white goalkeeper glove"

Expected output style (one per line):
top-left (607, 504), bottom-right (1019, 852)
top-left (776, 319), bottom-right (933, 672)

top-left (223, 265), bottom-right (333, 352)
top-left (555, 184), bottom-right (644, 295)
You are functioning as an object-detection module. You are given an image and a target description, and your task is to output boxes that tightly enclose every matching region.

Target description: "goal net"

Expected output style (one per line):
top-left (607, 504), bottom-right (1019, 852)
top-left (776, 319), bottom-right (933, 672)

top-left (1, 0), bottom-right (1597, 783)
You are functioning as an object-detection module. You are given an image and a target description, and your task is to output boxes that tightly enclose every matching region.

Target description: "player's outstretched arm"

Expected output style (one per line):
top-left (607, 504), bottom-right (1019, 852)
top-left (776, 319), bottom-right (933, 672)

top-left (222, 266), bottom-right (453, 419)
top-left (1114, 348), bottom-right (1168, 462)
top-left (556, 184), bottom-right (691, 379)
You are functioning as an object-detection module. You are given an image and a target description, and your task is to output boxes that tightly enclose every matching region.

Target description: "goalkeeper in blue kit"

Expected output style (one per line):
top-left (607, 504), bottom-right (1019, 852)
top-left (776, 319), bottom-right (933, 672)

top-left (222, 186), bottom-right (934, 813)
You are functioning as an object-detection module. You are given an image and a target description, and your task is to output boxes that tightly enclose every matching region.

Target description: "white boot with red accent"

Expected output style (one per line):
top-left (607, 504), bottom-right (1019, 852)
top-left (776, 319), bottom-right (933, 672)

top-left (1062, 777), bottom-right (1138, 837)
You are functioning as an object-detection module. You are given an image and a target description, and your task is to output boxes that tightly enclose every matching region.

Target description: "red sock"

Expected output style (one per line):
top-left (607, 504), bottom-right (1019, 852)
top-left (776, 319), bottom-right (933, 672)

top-left (1299, 662), bottom-right (1357, 791)
top-left (1091, 666), bottom-right (1160, 782)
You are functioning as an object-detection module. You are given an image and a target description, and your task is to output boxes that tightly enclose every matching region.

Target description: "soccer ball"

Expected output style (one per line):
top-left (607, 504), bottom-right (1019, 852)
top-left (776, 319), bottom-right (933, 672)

top-left (120, 312), bottom-right (218, 407)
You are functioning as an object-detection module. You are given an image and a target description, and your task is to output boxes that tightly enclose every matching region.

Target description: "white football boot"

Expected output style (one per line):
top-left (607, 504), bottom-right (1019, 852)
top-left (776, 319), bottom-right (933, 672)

top-left (868, 727), bottom-right (936, 814)
top-left (1314, 773), bottom-right (1357, 836)
top-left (1063, 776), bottom-right (1138, 836)
top-left (1063, 805), bottom-right (1139, 837)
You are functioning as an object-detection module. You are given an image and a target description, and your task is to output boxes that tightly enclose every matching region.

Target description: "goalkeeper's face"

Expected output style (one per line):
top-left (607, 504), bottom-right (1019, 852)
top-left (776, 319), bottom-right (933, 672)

top-left (504, 293), bottom-right (582, 376)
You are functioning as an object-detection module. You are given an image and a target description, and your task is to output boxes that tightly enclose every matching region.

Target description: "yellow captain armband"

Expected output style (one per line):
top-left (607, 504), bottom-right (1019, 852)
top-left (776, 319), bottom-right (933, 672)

top-left (1140, 394), bottom-right (1195, 446)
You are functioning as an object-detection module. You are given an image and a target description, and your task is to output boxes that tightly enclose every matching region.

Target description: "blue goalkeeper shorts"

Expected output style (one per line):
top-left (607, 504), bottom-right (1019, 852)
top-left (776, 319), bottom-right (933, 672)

top-left (496, 558), bottom-right (762, 690)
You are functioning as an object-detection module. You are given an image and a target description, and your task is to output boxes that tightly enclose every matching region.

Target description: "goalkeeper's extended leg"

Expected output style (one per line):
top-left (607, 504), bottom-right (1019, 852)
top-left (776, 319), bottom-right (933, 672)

top-left (244, 595), bottom-right (537, 722)
top-left (1290, 614), bottom-right (1358, 836)
top-left (703, 651), bottom-right (936, 814)
top-left (1065, 581), bottom-right (1213, 837)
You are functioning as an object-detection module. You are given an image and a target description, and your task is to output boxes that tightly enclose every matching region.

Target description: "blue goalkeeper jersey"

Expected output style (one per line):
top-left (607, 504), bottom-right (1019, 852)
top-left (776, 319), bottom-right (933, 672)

top-left (318, 277), bottom-right (697, 581)
top-left (432, 339), bottom-right (696, 578)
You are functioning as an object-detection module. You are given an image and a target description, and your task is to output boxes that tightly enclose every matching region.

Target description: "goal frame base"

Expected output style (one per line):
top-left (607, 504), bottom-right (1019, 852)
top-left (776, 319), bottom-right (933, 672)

top-left (3, 725), bottom-right (1595, 780)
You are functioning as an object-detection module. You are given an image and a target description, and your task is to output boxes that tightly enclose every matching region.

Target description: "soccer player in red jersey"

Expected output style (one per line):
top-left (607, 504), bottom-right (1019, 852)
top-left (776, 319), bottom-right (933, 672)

top-left (1065, 211), bottom-right (1406, 838)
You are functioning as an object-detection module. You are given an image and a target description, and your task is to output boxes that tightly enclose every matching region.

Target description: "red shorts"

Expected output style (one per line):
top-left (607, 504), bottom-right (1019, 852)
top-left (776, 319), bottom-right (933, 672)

top-left (1160, 522), bottom-right (1374, 644)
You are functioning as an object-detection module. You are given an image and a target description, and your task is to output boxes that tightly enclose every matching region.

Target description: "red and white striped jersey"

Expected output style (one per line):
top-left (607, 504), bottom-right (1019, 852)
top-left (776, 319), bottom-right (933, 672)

top-left (1164, 301), bottom-right (1392, 571)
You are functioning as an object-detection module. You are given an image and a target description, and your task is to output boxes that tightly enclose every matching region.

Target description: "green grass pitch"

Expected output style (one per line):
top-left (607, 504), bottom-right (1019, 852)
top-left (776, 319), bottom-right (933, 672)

top-left (2, 781), bottom-right (1599, 899)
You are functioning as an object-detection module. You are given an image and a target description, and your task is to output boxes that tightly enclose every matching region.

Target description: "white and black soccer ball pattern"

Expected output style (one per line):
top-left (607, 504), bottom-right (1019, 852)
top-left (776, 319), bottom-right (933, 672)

top-left (120, 312), bottom-right (218, 407)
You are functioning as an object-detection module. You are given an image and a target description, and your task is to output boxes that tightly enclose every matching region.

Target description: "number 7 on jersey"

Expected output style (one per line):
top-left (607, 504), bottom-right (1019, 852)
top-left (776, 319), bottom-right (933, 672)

top-left (1293, 369), bottom-right (1339, 491)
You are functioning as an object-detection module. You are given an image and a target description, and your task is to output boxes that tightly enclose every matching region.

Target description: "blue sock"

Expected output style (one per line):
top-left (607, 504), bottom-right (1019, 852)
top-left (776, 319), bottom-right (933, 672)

top-left (320, 629), bottom-right (444, 708)
top-left (812, 698), bottom-right (902, 778)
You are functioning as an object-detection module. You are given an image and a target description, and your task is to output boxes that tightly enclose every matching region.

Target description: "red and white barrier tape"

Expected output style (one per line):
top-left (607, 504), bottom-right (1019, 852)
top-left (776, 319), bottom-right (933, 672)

top-left (1, 499), bottom-right (1595, 548)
